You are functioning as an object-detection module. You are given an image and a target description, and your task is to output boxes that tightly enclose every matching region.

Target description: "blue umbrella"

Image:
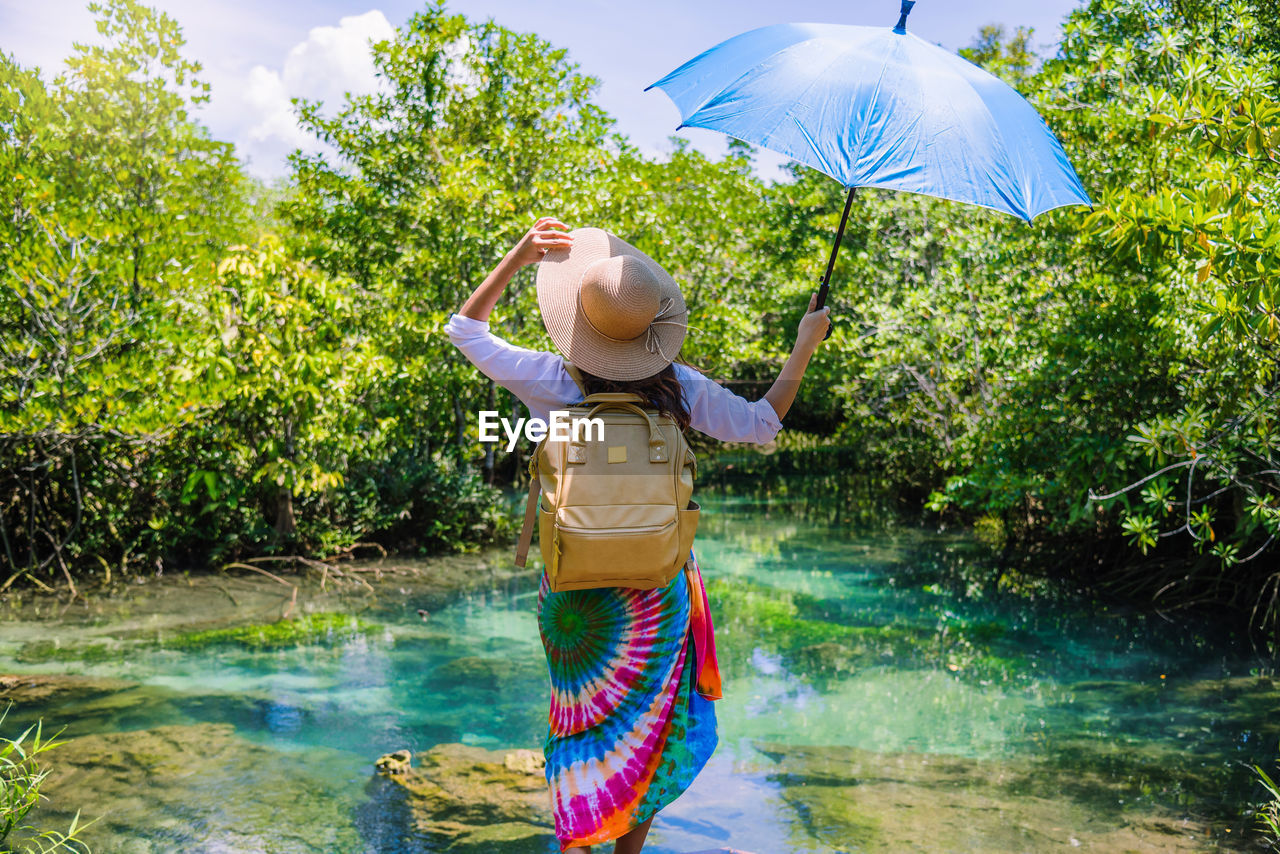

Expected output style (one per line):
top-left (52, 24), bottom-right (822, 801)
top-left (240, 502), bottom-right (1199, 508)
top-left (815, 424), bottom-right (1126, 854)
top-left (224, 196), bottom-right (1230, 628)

top-left (645, 1), bottom-right (1092, 318)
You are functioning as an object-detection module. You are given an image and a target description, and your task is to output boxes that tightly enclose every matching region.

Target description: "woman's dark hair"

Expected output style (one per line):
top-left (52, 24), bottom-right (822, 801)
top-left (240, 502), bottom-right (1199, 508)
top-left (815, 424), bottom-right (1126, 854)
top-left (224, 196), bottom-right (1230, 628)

top-left (579, 362), bottom-right (691, 432)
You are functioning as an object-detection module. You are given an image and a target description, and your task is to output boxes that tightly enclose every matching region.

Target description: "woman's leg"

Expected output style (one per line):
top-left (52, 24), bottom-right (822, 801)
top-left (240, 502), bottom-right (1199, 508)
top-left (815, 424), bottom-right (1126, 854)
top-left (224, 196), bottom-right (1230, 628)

top-left (612, 816), bottom-right (654, 854)
top-left (564, 847), bottom-right (591, 854)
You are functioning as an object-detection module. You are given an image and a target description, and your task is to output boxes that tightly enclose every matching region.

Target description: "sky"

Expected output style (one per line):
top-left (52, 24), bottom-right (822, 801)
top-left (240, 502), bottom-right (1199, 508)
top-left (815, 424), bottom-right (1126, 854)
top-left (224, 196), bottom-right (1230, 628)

top-left (0, 0), bottom-right (1085, 183)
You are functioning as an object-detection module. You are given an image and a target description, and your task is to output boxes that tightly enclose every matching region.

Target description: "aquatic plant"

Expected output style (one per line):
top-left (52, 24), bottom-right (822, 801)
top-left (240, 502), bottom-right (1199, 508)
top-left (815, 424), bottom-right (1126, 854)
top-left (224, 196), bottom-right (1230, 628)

top-left (0, 702), bottom-right (101, 853)
top-left (1255, 762), bottom-right (1280, 851)
top-left (162, 611), bottom-right (380, 651)
top-left (9, 612), bottom-right (384, 663)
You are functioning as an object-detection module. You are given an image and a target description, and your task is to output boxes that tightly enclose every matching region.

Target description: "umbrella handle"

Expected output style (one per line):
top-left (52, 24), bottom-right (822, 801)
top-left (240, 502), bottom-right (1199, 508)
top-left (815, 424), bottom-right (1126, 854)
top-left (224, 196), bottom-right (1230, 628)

top-left (815, 186), bottom-right (858, 340)
top-left (818, 277), bottom-right (834, 341)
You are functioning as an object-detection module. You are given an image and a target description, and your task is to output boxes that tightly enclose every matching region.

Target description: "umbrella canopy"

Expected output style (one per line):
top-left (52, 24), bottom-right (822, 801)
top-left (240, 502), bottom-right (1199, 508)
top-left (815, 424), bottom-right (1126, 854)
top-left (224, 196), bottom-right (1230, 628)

top-left (645, 15), bottom-right (1092, 222)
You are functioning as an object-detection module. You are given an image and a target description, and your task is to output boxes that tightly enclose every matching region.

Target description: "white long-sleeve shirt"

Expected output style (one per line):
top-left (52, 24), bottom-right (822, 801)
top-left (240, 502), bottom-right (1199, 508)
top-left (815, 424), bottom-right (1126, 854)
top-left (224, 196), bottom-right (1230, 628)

top-left (444, 313), bottom-right (783, 444)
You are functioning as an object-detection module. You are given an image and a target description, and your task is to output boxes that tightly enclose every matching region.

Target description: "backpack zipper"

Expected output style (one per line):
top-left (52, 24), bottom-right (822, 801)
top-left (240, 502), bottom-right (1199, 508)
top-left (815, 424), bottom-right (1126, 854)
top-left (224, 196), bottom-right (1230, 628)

top-left (555, 518), bottom-right (676, 537)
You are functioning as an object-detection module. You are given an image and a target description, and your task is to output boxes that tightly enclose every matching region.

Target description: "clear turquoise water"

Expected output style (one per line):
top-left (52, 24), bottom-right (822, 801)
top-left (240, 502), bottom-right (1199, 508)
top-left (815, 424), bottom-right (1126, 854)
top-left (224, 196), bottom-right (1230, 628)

top-left (0, 478), bottom-right (1273, 852)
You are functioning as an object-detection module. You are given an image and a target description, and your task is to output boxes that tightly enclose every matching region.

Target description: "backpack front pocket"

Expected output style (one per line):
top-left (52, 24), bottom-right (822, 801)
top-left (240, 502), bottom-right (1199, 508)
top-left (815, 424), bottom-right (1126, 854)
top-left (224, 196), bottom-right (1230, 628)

top-left (547, 503), bottom-right (680, 589)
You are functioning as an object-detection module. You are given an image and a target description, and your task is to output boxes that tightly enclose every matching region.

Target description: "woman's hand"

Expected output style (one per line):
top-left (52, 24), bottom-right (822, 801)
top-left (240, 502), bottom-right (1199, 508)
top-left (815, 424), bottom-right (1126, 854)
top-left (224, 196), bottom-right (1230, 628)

top-left (796, 293), bottom-right (832, 353)
top-left (509, 217), bottom-right (573, 267)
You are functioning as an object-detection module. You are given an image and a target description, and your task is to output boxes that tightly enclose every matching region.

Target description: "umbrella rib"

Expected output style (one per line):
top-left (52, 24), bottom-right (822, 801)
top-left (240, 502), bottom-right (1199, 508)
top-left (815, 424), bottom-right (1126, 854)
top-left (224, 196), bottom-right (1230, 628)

top-left (848, 43), bottom-right (896, 179)
top-left (973, 114), bottom-right (1029, 221)
top-left (952, 70), bottom-right (1028, 219)
top-left (769, 39), bottom-right (874, 185)
top-left (793, 119), bottom-right (838, 182)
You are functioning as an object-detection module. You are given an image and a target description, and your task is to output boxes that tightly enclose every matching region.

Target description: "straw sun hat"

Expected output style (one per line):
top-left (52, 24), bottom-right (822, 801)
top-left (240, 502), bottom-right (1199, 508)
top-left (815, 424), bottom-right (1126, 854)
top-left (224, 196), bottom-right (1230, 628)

top-left (535, 227), bottom-right (689, 382)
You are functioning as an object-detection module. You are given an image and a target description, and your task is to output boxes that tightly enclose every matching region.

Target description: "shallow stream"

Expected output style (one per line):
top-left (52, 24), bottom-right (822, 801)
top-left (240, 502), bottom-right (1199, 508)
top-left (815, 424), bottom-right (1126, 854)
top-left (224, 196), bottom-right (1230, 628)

top-left (0, 474), bottom-right (1274, 852)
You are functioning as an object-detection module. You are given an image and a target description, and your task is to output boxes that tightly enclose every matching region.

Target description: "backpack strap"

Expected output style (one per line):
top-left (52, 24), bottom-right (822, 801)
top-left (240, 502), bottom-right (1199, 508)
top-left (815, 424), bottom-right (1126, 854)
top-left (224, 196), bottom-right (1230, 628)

top-left (514, 474), bottom-right (539, 568)
top-left (516, 362), bottom-right (583, 569)
top-left (517, 364), bottom-right (586, 569)
top-left (514, 446), bottom-right (542, 568)
top-left (563, 359), bottom-right (587, 398)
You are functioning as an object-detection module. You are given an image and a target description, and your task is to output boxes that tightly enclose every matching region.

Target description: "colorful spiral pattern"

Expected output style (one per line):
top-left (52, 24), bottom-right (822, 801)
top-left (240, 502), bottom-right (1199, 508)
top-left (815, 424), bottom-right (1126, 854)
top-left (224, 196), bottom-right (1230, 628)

top-left (537, 552), bottom-right (719, 850)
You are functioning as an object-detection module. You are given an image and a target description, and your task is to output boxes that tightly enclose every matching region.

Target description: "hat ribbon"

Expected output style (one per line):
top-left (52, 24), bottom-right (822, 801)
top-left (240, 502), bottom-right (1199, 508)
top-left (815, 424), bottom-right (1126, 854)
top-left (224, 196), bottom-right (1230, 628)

top-left (644, 297), bottom-right (699, 363)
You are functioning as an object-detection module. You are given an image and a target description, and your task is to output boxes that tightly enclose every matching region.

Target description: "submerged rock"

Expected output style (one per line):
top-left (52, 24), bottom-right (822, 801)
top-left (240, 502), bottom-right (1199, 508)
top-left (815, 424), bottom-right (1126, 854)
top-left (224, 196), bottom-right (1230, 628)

top-left (371, 743), bottom-right (555, 853)
top-left (7, 611), bottom-right (388, 667)
top-left (0, 672), bottom-right (136, 706)
top-left (754, 741), bottom-right (1230, 852)
top-left (377, 748), bottom-right (413, 775)
top-left (158, 610), bottom-right (382, 651)
top-left (0, 546), bottom-right (536, 650)
top-left (18, 721), bottom-right (368, 853)
top-left (704, 575), bottom-right (1027, 682)
top-left (503, 748), bottom-right (546, 775)
top-left (12, 639), bottom-right (120, 664)
top-left (429, 654), bottom-right (544, 688)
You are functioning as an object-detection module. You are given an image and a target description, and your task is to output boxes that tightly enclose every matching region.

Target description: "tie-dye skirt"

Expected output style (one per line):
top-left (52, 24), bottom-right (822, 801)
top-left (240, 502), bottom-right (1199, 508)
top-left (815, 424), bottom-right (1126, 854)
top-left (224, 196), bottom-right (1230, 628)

top-left (536, 550), bottom-right (722, 850)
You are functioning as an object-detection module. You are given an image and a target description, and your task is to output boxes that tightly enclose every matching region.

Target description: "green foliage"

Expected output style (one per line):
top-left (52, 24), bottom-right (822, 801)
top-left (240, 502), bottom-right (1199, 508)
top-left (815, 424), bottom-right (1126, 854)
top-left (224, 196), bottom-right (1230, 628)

top-left (0, 0), bottom-right (511, 587)
top-left (1, 0), bottom-right (253, 589)
top-left (2, 0), bottom-right (1279, 658)
top-left (275, 0), bottom-right (621, 492)
top-left (1040, 0), bottom-right (1280, 634)
top-left (321, 447), bottom-right (515, 555)
top-left (0, 703), bottom-right (101, 853)
top-left (176, 233), bottom-right (395, 546)
top-left (958, 23), bottom-right (1037, 84)
top-left (765, 0), bottom-right (1280, 650)
top-left (1256, 760), bottom-right (1280, 850)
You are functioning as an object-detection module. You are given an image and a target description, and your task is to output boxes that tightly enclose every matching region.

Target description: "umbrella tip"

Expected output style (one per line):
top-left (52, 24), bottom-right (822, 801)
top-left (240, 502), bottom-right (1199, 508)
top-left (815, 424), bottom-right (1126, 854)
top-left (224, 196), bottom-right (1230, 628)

top-left (893, 0), bottom-right (916, 33)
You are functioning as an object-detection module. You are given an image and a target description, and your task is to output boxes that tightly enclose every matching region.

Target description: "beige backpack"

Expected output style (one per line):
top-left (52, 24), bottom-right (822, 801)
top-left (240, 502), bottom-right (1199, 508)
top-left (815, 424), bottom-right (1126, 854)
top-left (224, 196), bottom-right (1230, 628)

top-left (513, 363), bottom-right (699, 592)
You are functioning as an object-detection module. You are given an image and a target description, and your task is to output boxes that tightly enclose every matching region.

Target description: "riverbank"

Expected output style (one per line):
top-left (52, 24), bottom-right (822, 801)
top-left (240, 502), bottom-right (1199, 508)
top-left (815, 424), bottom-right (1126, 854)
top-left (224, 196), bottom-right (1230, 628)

top-left (0, 546), bottom-right (538, 637)
top-left (3, 445), bottom-right (1268, 664)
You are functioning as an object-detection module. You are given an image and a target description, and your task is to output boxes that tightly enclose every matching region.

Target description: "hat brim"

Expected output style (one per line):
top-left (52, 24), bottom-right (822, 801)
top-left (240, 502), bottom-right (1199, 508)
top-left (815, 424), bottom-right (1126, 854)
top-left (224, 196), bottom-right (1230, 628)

top-left (535, 228), bottom-right (687, 382)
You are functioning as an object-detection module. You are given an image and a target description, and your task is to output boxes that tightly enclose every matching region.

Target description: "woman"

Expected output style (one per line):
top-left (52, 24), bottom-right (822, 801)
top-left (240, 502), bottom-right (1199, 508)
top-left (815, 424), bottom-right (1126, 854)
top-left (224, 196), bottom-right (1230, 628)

top-left (445, 217), bottom-right (830, 853)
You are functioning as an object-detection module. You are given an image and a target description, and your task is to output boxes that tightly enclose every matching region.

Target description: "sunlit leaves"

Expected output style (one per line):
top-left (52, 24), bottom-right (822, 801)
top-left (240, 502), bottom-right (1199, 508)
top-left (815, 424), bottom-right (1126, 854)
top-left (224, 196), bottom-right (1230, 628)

top-left (5, 0), bottom-right (1279, 624)
top-left (1122, 512), bottom-right (1158, 553)
top-left (1140, 478), bottom-right (1175, 515)
top-left (1033, 0), bottom-right (1280, 608)
top-left (177, 234), bottom-right (395, 533)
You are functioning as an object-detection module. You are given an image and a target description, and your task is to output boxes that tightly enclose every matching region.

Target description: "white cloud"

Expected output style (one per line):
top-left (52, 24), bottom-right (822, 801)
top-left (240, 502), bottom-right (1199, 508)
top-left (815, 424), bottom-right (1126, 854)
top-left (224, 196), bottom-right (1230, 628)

top-left (277, 10), bottom-right (395, 108)
top-left (242, 66), bottom-right (310, 148)
top-left (231, 10), bottom-right (395, 180)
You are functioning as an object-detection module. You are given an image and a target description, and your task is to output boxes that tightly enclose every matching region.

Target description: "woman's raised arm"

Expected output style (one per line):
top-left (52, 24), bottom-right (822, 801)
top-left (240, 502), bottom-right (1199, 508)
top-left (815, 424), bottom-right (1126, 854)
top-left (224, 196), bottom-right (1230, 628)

top-left (447, 216), bottom-right (580, 421)
top-left (762, 292), bottom-right (831, 421)
top-left (667, 293), bottom-right (832, 444)
top-left (458, 217), bottom-right (573, 321)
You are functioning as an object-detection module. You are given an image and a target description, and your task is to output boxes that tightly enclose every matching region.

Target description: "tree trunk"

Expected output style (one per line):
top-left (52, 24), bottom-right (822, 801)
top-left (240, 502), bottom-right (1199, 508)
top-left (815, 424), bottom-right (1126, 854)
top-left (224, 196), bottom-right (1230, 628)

top-left (505, 391), bottom-right (525, 486)
top-left (453, 396), bottom-right (466, 450)
top-left (275, 484), bottom-right (297, 539)
top-left (275, 416), bottom-right (298, 540)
